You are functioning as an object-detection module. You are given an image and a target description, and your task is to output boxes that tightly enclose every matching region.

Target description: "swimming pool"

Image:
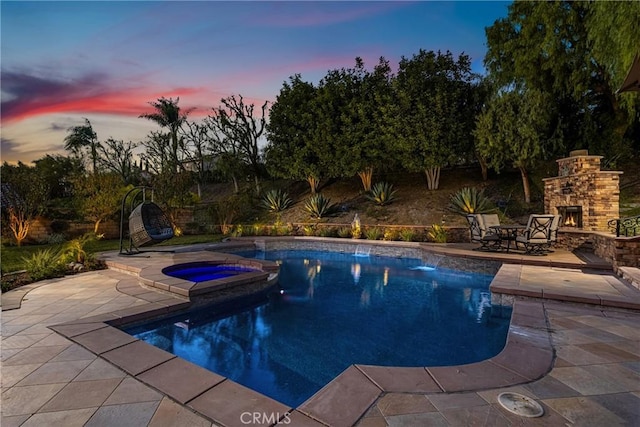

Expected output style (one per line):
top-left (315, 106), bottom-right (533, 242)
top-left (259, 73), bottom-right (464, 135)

top-left (126, 250), bottom-right (511, 407)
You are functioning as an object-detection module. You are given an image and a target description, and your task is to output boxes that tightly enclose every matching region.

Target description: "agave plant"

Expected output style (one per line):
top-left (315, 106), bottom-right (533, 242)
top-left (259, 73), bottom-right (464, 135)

top-left (448, 187), bottom-right (493, 216)
top-left (261, 189), bottom-right (293, 213)
top-left (366, 182), bottom-right (398, 206)
top-left (304, 194), bottom-right (337, 219)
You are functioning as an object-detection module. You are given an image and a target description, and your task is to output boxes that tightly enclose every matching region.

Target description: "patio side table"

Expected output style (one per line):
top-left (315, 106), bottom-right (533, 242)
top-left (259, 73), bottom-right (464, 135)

top-left (490, 225), bottom-right (527, 253)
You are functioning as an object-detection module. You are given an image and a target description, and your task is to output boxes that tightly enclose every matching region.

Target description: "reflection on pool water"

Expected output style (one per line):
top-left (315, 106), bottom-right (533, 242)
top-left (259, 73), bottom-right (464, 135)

top-left (126, 250), bottom-right (511, 407)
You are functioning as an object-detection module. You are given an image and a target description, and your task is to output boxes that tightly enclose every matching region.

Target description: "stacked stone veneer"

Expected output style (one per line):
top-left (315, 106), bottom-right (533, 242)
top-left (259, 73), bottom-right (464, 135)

top-left (556, 230), bottom-right (640, 268)
top-left (543, 153), bottom-right (622, 231)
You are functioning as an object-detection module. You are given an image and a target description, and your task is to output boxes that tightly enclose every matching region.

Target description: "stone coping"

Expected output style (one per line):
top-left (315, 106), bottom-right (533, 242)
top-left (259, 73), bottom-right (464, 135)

top-left (232, 236), bottom-right (613, 270)
top-left (10, 238), bottom-right (634, 425)
top-left (104, 249), bottom-right (279, 300)
top-left (45, 239), bottom-right (562, 426)
top-left (49, 295), bottom-right (551, 427)
top-left (490, 264), bottom-right (640, 311)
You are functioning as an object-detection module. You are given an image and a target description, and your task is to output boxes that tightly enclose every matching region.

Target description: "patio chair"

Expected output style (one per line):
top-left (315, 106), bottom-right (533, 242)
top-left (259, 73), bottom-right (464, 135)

top-left (515, 214), bottom-right (555, 255)
top-left (466, 214), bottom-right (501, 251)
top-left (547, 214), bottom-right (562, 251)
top-left (482, 213), bottom-right (501, 230)
top-left (129, 201), bottom-right (174, 248)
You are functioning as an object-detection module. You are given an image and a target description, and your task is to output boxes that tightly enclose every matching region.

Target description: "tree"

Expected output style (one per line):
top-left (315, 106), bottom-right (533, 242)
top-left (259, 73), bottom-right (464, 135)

top-left (396, 50), bottom-right (478, 190)
top-left (140, 131), bottom-right (172, 174)
top-left (182, 121), bottom-right (214, 197)
top-left (64, 118), bottom-right (100, 173)
top-left (139, 97), bottom-right (192, 172)
top-left (72, 173), bottom-right (129, 235)
top-left (341, 57), bottom-right (398, 192)
top-left (208, 95), bottom-right (268, 194)
top-left (32, 155), bottom-right (84, 200)
top-left (313, 57), bottom-right (399, 192)
top-left (474, 89), bottom-right (558, 204)
top-left (0, 162), bottom-right (49, 246)
top-left (98, 138), bottom-right (137, 184)
top-left (265, 75), bottom-right (325, 193)
top-left (484, 1), bottom-right (639, 159)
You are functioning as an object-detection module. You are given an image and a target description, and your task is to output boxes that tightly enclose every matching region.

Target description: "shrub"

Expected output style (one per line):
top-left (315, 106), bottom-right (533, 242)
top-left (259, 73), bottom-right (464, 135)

top-left (383, 228), bottom-right (399, 241)
top-left (231, 224), bottom-right (243, 237)
top-left (59, 233), bottom-right (97, 265)
top-left (22, 248), bottom-right (66, 282)
top-left (210, 194), bottom-right (253, 234)
top-left (261, 189), bottom-right (293, 213)
top-left (252, 223), bottom-right (267, 236)
top-left (366, 182), bottom-right (398, 206)
top-left (399, 228), bottom-right (416, 242)
top-left (448, 187), bottom-right (493, 216)
top-left (304, 194), bottom-right (338, 219)
top-left (302, 225), bottom-right (315, 236)
top-left (337, 227), bottom-right (352, 238)
top-left (315, 226), bottom-right (337, 237)
top-left (365, 227), bottom-right (383, 240)
top-left (271, 221), bottom-right (292, 236)
top-left (428, 224), bottom-right (447, 243)
top-left (46, 233), bottom-right (67, 245)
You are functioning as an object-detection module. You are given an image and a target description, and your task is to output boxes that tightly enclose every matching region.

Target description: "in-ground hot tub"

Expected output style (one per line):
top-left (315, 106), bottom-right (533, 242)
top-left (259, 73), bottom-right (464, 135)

top-left (162, 262), bottom-right (260, 282)
top-left (135, 258), bottom-right (280, 302)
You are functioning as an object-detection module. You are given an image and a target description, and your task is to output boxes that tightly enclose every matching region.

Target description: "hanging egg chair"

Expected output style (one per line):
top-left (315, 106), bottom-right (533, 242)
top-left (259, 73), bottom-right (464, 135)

top-left (128, 201), bottom-right (174, 248)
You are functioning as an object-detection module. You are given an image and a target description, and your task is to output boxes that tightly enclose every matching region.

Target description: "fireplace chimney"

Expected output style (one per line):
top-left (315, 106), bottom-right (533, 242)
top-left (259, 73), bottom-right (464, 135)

top-left (543, 150), bottom-right (622, 231)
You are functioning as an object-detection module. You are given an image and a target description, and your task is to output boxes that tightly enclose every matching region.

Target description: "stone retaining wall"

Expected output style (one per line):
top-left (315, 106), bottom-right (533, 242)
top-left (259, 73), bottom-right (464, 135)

top-left (557, 230), bottom-right (639, 268)
top-left (247, 237), bottom-right (501, 276)
top-left (21, 218), bottom-right (120, 243)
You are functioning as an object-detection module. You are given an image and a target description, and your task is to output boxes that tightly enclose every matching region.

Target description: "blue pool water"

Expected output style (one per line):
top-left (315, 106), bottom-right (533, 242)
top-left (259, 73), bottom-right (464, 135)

top-left (162, 263), bottom-right (257, 282)
top-left (126, 250), bottom-right (511, 407)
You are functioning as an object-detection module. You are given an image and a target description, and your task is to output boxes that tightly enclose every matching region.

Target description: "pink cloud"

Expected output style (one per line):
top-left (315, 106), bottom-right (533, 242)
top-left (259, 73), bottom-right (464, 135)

top-left (0, 70), bottom-right (210, 124)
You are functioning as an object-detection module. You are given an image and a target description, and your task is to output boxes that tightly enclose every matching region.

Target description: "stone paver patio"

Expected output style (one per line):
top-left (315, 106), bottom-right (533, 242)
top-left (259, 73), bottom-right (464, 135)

top-left (2, 242), bottom-right (639, 426)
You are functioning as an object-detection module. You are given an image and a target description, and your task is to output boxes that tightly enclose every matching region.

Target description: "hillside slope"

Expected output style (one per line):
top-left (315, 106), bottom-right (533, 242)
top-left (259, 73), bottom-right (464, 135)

top-left (200, 159), bottom-right (639, 228)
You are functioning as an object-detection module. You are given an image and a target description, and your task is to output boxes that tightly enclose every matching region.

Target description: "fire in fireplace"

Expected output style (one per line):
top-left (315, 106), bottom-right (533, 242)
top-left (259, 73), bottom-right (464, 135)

top-left (557, 206), bottom-right (583, 228)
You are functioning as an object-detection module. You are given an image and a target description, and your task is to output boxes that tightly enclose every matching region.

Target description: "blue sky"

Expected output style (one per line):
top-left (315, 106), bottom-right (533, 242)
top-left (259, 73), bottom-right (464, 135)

top-left (1, 1), bottom-right (510, 164)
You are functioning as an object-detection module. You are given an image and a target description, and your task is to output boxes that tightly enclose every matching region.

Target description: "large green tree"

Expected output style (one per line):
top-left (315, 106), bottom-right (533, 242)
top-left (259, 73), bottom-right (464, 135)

top-left (265, 75), bottom-right (325, 193)
top-left (586, 2), bottom-right (640, 116)
top-left (474, 89), bottom-right (559, 204)
top-left (72, 172), bottom-right (129, 234)
top-left (484, 1), bottom-right (639, 159)
top-left (32, 155), bottom-right (84, 200)
top-left (315, 57), bottom-right (398, 192)
top-left (342, 57), bottom-right (398, 192)
top-left (396, 50), bottom-right (478, 190)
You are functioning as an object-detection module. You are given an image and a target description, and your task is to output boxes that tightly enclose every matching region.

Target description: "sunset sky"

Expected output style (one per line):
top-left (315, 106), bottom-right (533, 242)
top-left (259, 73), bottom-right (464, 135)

top-left (1, 1), bottom-right (510, 165)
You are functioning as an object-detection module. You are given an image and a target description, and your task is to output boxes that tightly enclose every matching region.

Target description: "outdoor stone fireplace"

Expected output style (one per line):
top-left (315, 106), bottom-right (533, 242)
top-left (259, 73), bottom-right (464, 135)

top-left (557, 206), bottom-right (583, 228)
top-left (543, 150), bottom-right (622, 231)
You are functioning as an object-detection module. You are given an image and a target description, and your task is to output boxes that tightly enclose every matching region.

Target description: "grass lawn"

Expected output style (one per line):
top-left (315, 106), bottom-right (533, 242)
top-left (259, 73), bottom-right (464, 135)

top-left (1, 234), bottom-right (223, 274)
